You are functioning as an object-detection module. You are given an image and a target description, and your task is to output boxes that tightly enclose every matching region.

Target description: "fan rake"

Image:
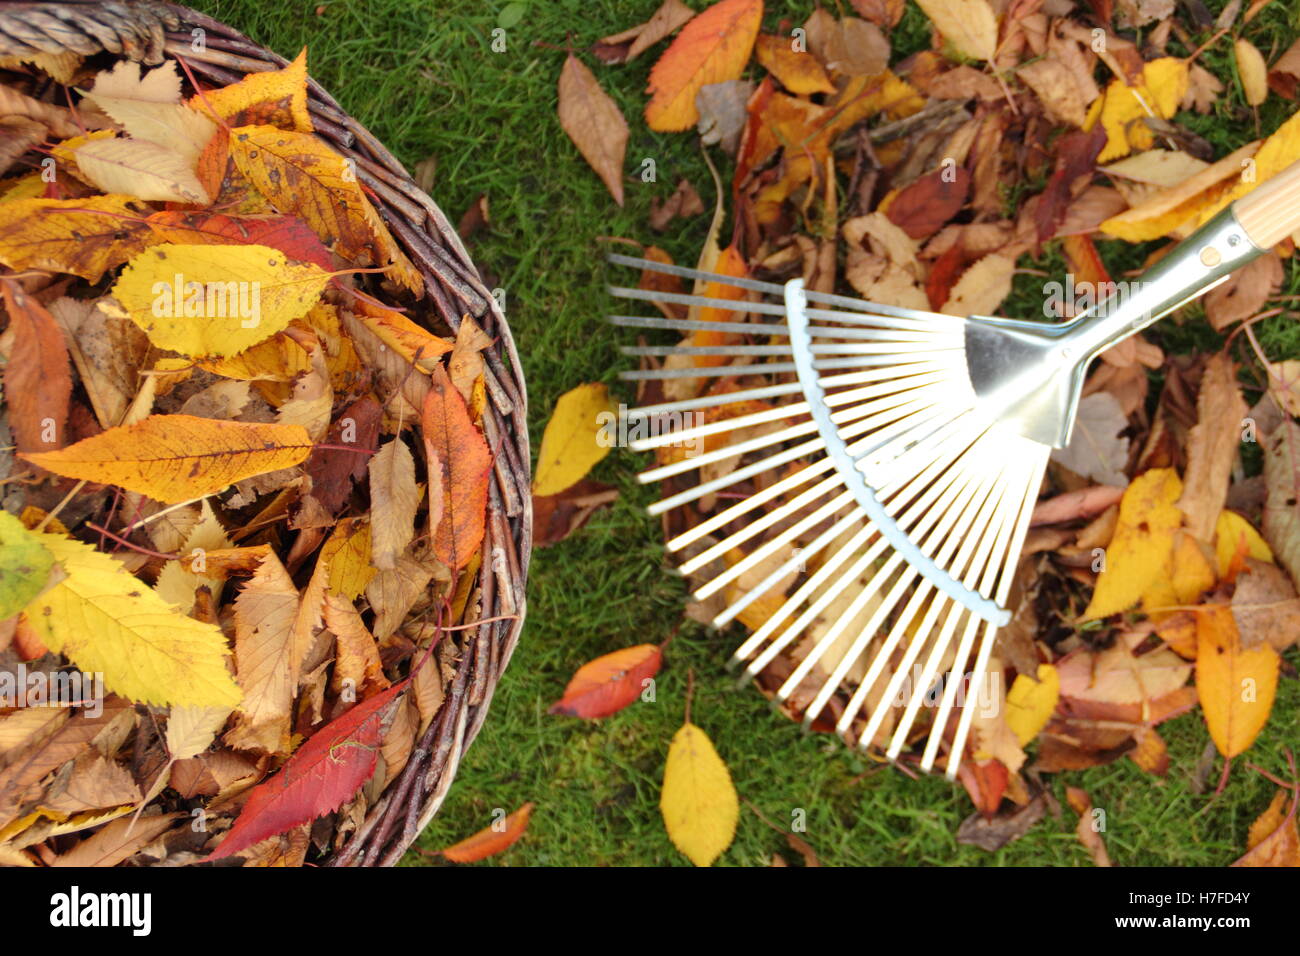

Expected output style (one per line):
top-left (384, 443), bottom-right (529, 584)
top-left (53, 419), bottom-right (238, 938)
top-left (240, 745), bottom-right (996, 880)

top-left (605, 161), bottom-right (1300, 777)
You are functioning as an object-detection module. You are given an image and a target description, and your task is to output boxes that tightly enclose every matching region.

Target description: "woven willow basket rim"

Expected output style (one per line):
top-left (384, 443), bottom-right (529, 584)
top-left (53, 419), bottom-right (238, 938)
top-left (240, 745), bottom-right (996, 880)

top-left (0, 0), bottom-right (532, 867)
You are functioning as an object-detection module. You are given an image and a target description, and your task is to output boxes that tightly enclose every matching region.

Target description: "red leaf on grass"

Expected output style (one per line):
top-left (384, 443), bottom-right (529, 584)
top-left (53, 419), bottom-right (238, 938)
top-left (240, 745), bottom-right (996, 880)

top-left (2, 282), bottom-right (71, 455)
top-left (421, 365), bottom-right (491, 570)
top-left (439, 802), bottom-right (534, 863)
top-left (549, 644), bottom-right (662, 719)
top-left (205, 680), bottom-right (406, 861)
top-left (885, 166), bottom-right (971, 240)
top-left (146, 211), bottom-right (334, 270)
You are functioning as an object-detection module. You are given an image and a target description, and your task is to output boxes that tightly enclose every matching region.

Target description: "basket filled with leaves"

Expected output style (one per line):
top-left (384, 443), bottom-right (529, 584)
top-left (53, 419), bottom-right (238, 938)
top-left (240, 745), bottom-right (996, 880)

top-left (0, 1), bottom-right (529, 867)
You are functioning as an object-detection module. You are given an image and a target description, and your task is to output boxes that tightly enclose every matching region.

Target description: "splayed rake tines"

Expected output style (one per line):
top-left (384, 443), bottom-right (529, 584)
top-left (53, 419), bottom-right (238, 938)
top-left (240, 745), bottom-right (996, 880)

top-left (606, 252), bottom-right (1046, 776)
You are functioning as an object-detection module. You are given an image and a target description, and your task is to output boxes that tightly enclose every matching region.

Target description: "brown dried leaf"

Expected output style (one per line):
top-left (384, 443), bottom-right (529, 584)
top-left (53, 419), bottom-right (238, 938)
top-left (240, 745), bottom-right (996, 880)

top-left (558, 54), bottom-right (628, 206)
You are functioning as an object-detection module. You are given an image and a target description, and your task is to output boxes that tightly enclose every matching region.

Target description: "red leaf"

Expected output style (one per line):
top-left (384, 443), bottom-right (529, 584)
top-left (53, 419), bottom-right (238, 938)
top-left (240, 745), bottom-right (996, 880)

top-left (205, 681), bottom-right (406, 861)
top-left (145, 210), bottom-right (334, 270)
top-left (885, 166), bottom-right (971, 240)
top-left (958, 757), bottom-right (1008, 817)
top-left (925, 242), bottom-right (970, 311)
top-left (2, 282), bottom-right (71, 456)
top-left (305, 395), bottom-right (381, 516)
top-left (1034, 126), bottom-right (1106, 244)
top-left (439, 802), bottom-right (533, 863)
top-left (420, 364), bottom-right (491, 570)
top-left (549, 644), bottom-right (662, 719)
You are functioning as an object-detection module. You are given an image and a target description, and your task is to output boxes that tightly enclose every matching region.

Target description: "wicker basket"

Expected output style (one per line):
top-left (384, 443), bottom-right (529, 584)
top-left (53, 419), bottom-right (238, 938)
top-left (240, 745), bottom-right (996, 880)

top-left (0, 0), bottom-right (531, 866)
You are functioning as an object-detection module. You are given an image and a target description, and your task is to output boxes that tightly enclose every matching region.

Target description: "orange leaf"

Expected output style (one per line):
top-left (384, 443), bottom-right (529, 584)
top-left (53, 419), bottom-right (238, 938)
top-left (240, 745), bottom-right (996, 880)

top-left (645, 0), bottom-right (763, 132)
top-left (420, 365), bottom-right (490, 571)
top-left (549, 644), bottom-right (663, 719)
top-left (439, 802), bottom-right (533, 863)
top-left (2, 282), bottom-right (70, 456)
top-left (1195, 604), bottom-right (1279, 758)
top-left (753, 34), bottom-right (835, 95)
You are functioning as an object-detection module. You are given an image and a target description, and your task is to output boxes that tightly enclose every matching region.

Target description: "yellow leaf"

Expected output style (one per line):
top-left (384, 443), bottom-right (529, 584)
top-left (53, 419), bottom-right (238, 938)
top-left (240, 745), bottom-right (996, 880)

top-left (1196, 605), bottom-right (1278, 757)
top-left (198, 330), bottom-right (313, 382)
top-left (1083, 468), bottom-right (1183, 619)
top-left (533, 383), bottom-right (619, 497)
top-left (23, 531), bottom-right (241, 709)
top-left (1004, 663), bottom-right (1060, 746)
top-left (1099, 143), bottom-right (1255, 242)
top-left (227, 125), bottom-right (421, 294)
top-left (0, 195), bottom-right (155, 282)
top-left (914, 0), bottom-right (998, 62)
top-left (188, 48), bottom-right (312, 133)
top-left (320, 517), bottom-right (376, 600)
top-left (1143, 531), bottom-right (1216, 615)
top-left (109, 243), bottom-right (331, 358)
top-left (348, 301), bottom-right (452, 371)
top-left (22, 414), bottom-right (313, 504)
top-left (753, 34), bottom-right (835, 95)
top-left (1235, 39), bottom-right (1269, 107)
top-left (660, 722), bottom-right (739, 866)
top-left (1091, 58), bottom-right (1189, 163)
top-left (1201, 110), bottom-right (1300, 226)
top-left (1215, 510), bottom-right (1273, 577)
top-left (645, 0), bottom-right (763, 132)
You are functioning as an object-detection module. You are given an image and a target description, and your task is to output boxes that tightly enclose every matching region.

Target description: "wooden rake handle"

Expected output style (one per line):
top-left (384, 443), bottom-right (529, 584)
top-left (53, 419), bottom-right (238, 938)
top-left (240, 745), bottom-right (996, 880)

top-left (1234, 157), bottom-right (1300, 250)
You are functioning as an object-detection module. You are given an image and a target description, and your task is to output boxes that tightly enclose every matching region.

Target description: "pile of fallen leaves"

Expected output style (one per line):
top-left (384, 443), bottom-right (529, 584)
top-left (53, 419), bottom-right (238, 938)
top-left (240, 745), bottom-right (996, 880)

top-left (0, 49), bottom-right (505, 866)
top-left (540, 0), bottom-right (1300, 866)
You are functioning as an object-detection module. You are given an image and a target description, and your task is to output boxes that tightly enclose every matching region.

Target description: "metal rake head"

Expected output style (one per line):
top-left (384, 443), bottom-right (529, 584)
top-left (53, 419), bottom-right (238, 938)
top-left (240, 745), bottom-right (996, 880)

top-left (607, 252), bottom-right (1052, 776)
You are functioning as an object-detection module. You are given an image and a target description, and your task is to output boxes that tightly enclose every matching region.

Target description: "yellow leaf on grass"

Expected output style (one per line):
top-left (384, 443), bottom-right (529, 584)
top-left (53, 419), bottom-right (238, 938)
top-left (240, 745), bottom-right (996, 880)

top-left (645, 0), bottom-right (763, 132)
top-left (914, 0), bottom-right (998, 62)
top-left (1196, 604), bottom-right (1278, 757)
top-left (22, 415), bottom-right (313, 504)
top-left (1004, 663), bottom-right (1060, 746)
top-left (533, 383), bottom-right (619, 497)
top-left (188, 48), bottom-right (312, 132)
top-left (1090, 58), bottom-right (1189, 163)
top-left (1215, 510), bottom-right (1273, 578)
top-left (1235, 39), bottom-right (1269, 107)
top-left (660, 722), bottom-right (738, 867)
top-left (24, 531), bottom-right (241, 708)
top-left (109, 243), bottom-right (331, 358)
top-left (1083, 468), bottom-right (1183, 619)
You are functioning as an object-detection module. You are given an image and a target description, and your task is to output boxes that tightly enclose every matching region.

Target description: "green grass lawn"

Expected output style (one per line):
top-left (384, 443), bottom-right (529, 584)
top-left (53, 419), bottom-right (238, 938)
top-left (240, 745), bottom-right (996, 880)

top-left (204, 0), bottom-right (1300, 866)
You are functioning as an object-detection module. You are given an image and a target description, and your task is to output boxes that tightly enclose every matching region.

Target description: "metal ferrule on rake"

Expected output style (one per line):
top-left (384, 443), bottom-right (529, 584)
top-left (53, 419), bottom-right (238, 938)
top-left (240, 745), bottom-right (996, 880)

top-left (604, 158), bottom-right (1300, 776)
